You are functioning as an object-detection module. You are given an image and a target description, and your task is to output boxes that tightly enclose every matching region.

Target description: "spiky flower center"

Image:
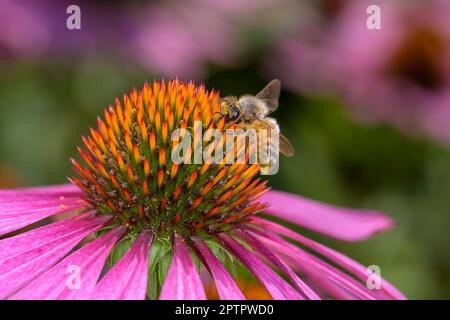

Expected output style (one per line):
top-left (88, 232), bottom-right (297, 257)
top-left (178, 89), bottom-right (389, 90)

top-left (71, 80), bottom-right (268, 239)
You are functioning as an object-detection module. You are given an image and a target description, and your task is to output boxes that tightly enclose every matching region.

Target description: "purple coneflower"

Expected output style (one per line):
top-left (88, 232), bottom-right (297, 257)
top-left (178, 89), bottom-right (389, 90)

top-left (0, 80), bottom-right (405, 300)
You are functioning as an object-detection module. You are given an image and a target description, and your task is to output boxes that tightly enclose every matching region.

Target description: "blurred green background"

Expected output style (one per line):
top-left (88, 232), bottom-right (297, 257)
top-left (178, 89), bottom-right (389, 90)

top-left (1, 0), bottom-right (449, 299)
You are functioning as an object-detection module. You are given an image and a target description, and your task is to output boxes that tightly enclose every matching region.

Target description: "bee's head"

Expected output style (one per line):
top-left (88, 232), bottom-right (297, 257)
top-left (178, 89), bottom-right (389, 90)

top-left (226, 104), bottom-right (241, 123)
top-left (220, 96), bottom-right (241, 123)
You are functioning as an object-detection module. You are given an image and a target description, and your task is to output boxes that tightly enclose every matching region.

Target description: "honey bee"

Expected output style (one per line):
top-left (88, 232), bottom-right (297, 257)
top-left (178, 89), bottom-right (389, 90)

top-left (219, 79), bottom-right (295, 159)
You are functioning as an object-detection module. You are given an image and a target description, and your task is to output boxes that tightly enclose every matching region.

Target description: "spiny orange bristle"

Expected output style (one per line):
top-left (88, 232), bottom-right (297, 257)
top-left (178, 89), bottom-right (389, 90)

top-left (191, 196), bottom-right (203, 210)
top-left (174, 213), bottom-right (182, 224)
top-left (124, 131), bottom-right (133, 153)
top-left (187, 171), bottom-right (198, 188)
top-left (133, 145), bottom-right (141, 163)
top-left (143, 158), bottom-right (150, 176)
top-left (157, 169), bottom-right (165, 188)
top-left (149, 131), bottom-right (156, 153)
top-left (116, 153), bottom-right (126, 173)
top-left (162, 121), bottom-right (168, 143)
top-left (205, 206), bottom-right (221, 218)
top-left (170, 163), bottom-right (178, 179)
top-left (212, 168), bottom-right (227, 185)
top-left (142, 180), bottom-right (149, 196)
top-left (139, 119), bottom-right (148, 142)
top-left (155, 110), bottom-right (161, 133)
top-left (201, 181), bottom-right (214, 197)
top-left (126, 165), bottom-right (134, 183)
top-left (173, 186), bottom-right (182, 200)
top-left (159, 148), bottom-right (166, 166)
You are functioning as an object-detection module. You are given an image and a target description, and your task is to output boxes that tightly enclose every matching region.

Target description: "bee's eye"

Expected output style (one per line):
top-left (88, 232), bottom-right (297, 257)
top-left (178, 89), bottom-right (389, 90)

top-left (227, 108), bottom-right (240, 122)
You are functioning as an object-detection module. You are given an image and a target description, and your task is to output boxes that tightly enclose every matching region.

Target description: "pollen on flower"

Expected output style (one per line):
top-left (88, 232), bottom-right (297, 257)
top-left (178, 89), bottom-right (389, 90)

top-left (70, 80), bottom-right (269, 239)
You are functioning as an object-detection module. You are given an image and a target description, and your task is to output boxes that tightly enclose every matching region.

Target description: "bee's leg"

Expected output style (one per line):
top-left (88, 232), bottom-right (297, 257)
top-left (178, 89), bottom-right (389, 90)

top-left (261, 118), bottom-right (280, 175)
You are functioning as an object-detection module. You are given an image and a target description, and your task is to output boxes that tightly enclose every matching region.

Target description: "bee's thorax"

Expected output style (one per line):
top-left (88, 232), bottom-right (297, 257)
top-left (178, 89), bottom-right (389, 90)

top-left (237, 95), bottom-right (269, 121)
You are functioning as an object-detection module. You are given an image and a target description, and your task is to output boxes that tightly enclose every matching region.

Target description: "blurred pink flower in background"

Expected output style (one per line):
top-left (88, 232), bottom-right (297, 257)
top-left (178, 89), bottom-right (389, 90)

top-left (0, 0), bottom-right (124, 58)
top-left (127, 0), bottom-right (304, 79)
top-left (268, 0), bottom-right (450, 144)
top-left (129, 4), bottom-right (236, 79)
top-left (0, 0), bottom-right (50, 56)
top-left (0, 0), bottom-right (305, 80)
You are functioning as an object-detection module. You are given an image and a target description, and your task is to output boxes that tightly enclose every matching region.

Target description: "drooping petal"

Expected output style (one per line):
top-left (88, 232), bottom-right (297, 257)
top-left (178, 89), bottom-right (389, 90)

top-left (251, 217), bottom-right (406, 300)
top-left (89, 229), bottom-right (153, 300)
top-left (236, 229), bottom-right (320, 300)
top-left (0, 184), bottom-right (82, 199)
top-left (0, 212), bottom-right (110, 299)
top-left (0, 184), bottom-right (86, 236)
top-left (258, 190), bottom-right (394, 241)
top-left (10, 226), bottom-right (124, 300)
top-left (250, 229), bottom-right (380, 300)
top-left (160, 234), bottom-right (206, 300)
top-left (218, 233), bottom-right (302, 300)
top-left (191, 236), bottom-right (245, 300)
top-left (286, 255), bottom-right (361, 300)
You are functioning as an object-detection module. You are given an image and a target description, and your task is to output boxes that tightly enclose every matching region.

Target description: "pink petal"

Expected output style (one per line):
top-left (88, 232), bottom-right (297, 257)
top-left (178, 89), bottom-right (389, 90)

top-left (0, 184), bottom-right (83, 201)
top-left (218, 233), bottom-right (302, 300)
top-left (287, 256), bottom-right (361, 300)
top-left (252, 217), bottom-right (406, 300)
top-left (0, 212), bottom-right (110, 299)
top-left (160, 234), bottom-right (206, 300)
top-left (191, 236), bottom-right (245, 300)
top-left (10, 226), bottom-right (124, 300)
top-left (258, 190), bottom-right (394, 241)
top-left (89, 229), bottom-right (153, 300)
top-left (236, 229), bottom-right (320, 300)
top-left (0, 184), bottom-right (86, 236)
top-left (250, 229), bottom-right (380, 300)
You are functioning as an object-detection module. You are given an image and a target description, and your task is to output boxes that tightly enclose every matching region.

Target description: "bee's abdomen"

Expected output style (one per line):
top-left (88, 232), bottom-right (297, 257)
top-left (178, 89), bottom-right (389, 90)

top-left (259, 118), bottom-right (279, 175)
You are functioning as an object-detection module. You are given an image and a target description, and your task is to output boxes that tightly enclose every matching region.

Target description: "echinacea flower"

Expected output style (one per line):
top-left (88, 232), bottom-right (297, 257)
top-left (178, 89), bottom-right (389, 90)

top-left (0, 80), bottom-right (405, 300)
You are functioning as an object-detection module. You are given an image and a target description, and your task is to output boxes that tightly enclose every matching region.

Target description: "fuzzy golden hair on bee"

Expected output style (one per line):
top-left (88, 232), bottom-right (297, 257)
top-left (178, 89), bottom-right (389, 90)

top-left (219, 79), bottom-right (295, 157)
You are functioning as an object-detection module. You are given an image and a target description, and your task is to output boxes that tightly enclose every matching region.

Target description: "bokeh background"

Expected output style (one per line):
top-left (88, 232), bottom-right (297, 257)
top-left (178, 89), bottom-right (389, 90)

top-left (1, 0), bottom-right (449, 299)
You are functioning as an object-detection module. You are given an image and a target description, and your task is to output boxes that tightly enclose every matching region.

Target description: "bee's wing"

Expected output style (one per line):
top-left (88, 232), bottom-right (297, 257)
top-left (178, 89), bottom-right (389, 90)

top-left (249, 119), bottom-right (295, 157)
top-left (255, 79), bottom-right (281, 111)
top-left (279, 133), bottom-right (295, 157)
